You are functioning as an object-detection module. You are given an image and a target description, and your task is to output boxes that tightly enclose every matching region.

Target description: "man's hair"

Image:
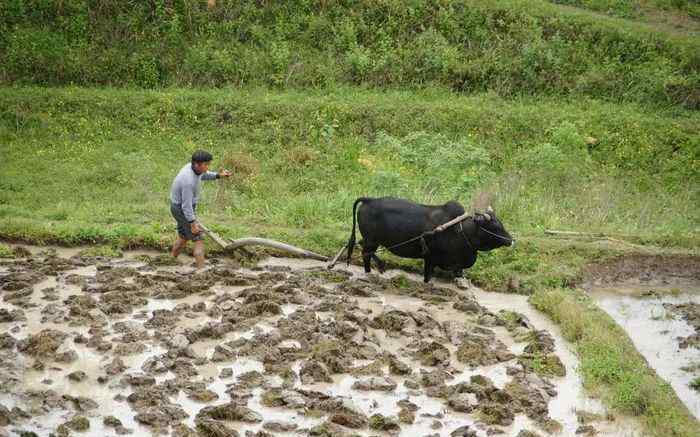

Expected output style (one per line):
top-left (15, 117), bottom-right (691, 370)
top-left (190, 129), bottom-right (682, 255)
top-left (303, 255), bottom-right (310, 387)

top-left (191, 150), bottom-right (213, 164)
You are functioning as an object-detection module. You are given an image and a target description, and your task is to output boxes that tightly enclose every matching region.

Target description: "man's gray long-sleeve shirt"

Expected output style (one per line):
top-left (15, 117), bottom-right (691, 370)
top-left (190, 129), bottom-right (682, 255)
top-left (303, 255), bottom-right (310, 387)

top-left (169, 164), bottom-right (218, 222)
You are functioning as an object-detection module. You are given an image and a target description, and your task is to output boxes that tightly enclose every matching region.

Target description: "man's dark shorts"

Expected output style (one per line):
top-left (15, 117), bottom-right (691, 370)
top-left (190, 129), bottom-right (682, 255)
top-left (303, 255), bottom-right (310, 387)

top-left (170, 203), bottom-right (203, 241)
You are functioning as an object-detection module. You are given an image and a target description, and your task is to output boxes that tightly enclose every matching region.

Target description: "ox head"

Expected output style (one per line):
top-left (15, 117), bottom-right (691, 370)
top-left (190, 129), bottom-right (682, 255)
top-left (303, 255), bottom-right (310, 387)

top-left (472, 206), bottom-right (514, 250)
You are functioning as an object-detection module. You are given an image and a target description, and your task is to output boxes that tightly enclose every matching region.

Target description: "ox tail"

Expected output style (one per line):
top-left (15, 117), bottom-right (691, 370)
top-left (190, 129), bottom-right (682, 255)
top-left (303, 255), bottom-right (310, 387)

top-left (346, 197), bottom-right (371, 265)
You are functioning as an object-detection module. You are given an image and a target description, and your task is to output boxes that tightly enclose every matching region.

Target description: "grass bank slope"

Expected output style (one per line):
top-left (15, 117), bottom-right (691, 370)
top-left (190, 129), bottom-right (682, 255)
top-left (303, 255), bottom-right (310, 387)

top-left (1, 0), bottom-right (699, 107)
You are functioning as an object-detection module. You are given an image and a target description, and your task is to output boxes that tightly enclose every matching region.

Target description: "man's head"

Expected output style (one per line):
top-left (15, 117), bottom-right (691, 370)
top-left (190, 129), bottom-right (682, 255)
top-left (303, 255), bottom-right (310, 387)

top-left (191, 150), bottom-right (213, 174)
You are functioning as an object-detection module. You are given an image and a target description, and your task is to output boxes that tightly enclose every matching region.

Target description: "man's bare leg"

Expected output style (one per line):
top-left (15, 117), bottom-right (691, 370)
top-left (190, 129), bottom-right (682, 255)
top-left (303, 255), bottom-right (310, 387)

top-left (193, 240), bottom-right (205, 269)
top-left (171, 236), bottom-right (187, 258)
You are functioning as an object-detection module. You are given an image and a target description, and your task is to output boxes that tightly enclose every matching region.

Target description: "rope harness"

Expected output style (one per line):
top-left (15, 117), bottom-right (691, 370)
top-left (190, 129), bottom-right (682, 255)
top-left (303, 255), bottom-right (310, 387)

top-left (367, 214), bottom-right (512, 257)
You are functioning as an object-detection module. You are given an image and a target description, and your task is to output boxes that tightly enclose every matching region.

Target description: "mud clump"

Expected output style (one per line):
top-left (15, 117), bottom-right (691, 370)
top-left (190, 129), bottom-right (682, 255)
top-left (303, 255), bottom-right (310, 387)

top-left (447, 393), bottom-right (475, 413)
top-left (196, 418), bottom-right (239, 437)
top-left (477, 402), bottom-right (515, 426)
top-left (371, 309), bottom-right (415, 333)
top-left (518, 353), bottom-right (566, 377)
top-left (300, 359), bottom-right (332, 384)
top-left (414, 341), bottom-right (451, 367)
top-left (144, 309), bottom-right (180, 329)
top-left (61, 415), bottom-right (90, 431)
top-left (17, 329), bottom-right (68, 358)
top-left (260, 388), bottom-right (306, 409)
top-left (352, 376), bottom-right (397, 392)
top-left (67, 371), bottom-right (87, 382)
top-left (134, 404), bottom-right (188, 427)
top-left (421, 368), bottom-right (453, 388)
top-left (104, 357), bottom-right (127, 375)
top-left (311, 340), bottom-right (354, 374)
top-left (450, 425), bottom-right (477, 436)
top-left (0, 405), bottom-right (12, 426)
top-left (517, 330), bottom-right (566, 377)
top-left (388, 355), bottom-right (412, 375)
top-left (196, 403), bottom-right (262, 423)
top-left (523, 330), bottom-right (556, 354)
top-left (309, 421), bottom-right (354, 437)
top-left (1, 271), bottom-right (45, 292)
top-left (0, 308), bottom-right (26, 322)
top-left (337, 280), bottom-right (377, 297)
top-left (330, 411), bottom-right (368, 429)
top-left (0, 333), bottom-right (16, 349)
top-left (664, 302), bottom-right (700, 349)
top-left (103, 415), bottom-right (123, 428)
top-left (136, 254), bottom-right (182, 267)
top-left (517, 431), bottom-right (543, 437)
top-left (456, 332), bottom-right (514, 367)
top-left (369, 413), bottom-right (400, 431)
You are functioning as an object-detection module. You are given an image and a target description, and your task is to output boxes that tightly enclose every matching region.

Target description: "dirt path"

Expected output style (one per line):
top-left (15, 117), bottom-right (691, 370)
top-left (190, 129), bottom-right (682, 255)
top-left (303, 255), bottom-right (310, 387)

top-left (0, 246), bottom-right (640, 436)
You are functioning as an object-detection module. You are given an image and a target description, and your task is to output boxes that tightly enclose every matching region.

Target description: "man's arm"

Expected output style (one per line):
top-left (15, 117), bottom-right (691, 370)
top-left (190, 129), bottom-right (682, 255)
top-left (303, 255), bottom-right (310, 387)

top-left (201, 171), bottom-right (219, 181)
top-left (180, 184), bottom-right (196, 223)
top-left (202, 170), bottom-right (232, 181)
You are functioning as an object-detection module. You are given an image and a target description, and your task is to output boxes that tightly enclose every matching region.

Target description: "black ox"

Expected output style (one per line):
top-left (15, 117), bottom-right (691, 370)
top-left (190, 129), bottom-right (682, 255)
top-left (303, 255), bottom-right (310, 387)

top-left (346, 197), bottom-right (514, 283)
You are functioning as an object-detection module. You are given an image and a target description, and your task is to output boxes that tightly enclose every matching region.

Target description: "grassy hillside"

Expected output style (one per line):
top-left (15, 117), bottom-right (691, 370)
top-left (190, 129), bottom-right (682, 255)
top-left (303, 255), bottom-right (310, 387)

top-left (1, 0), bottom-right (699, 107)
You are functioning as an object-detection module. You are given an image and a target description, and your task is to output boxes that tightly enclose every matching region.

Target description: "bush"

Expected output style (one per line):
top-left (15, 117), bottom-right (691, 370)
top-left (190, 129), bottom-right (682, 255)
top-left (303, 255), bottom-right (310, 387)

top-left (0, 0), bottom-right (698, 106)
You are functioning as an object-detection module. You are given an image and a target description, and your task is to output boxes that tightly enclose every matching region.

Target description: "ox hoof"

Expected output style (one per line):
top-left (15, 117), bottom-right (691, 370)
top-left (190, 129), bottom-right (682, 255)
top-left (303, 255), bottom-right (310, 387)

top-left (454, 278), bottom-right (474, 290)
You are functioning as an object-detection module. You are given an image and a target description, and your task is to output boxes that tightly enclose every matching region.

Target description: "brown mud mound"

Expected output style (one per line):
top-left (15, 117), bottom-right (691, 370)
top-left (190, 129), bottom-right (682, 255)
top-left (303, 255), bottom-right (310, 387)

top-left (17, 329), bottom-right (68, 358)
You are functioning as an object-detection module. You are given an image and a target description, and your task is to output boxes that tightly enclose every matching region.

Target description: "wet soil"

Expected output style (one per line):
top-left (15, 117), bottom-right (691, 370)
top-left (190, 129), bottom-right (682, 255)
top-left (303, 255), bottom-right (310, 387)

top-left (0, 245), bottom-right (640, 436)
top-left (582, 254), bottom-right (700, 289)
top-left (583, 253), bottom-right (700, 419)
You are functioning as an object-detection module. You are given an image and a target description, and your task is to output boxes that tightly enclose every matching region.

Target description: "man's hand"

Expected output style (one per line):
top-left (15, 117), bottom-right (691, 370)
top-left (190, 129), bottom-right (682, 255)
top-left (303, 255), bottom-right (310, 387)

top-left (191, 222), bottom-right (201, 235)
top-left (218, 169), bottom-right (232, 178)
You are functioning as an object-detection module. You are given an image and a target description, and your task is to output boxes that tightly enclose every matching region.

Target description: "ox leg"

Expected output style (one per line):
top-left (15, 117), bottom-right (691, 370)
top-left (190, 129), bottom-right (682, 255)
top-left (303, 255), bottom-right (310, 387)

top-left (372, 255), bottom-right (386, 273)
top-left (361, 245), bottom-right (377, 273)
top-left (423, 258), bottom-right (434, 283)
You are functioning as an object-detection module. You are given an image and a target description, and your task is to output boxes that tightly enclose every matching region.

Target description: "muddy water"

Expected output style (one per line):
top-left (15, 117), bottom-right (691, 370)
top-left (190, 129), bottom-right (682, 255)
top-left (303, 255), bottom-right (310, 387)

top-left (262, 258), bottom-right (642, 437)
top-left (0, 246), bottom-right (642, 436)
top-left (590, 285), bottom-right (700, 419)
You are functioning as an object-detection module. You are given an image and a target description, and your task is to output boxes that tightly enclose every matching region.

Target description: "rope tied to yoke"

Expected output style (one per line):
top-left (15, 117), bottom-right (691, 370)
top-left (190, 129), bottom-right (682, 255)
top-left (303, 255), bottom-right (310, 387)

top-left (370, 211), bottom-right (474, 256)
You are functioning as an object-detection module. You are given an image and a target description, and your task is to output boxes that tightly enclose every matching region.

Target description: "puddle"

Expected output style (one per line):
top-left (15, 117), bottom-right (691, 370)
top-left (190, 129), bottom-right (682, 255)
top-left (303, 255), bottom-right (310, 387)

top-left (0, 245), bottom-right (645, 436)
top-left (590, 285), bottom-right (700, 419)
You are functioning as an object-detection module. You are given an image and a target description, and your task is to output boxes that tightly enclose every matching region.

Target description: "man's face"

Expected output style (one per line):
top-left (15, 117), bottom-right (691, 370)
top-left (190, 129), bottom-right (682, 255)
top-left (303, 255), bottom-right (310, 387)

top-left (193, 161), bottom-right (210, 174)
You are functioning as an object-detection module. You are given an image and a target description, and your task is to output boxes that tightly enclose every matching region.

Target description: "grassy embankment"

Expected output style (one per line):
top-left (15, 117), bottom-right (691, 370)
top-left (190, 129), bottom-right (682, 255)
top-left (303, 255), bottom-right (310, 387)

top-left (1, 0), bottom-right (699, 435)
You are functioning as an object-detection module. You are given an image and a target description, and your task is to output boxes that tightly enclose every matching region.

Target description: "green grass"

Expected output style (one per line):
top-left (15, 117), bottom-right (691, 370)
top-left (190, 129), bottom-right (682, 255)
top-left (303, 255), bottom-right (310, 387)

top-left (0, 243), bottom-right (13, 258)
top-left (0, 86), bottom-right (697, 261)
top-left (691, 377), bottom-right (700, 391)
top-left (77, 245), bottom-right (123, 258)
top-left (550, 0), bottom-right (700, 24)
top-left (531, 287), bottom-right (698, 436)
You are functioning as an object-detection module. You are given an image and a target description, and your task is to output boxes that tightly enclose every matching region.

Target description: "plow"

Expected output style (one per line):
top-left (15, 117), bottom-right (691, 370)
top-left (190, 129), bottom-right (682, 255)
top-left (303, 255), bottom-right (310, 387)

top-left (198, 223), bottom-right (330, 262)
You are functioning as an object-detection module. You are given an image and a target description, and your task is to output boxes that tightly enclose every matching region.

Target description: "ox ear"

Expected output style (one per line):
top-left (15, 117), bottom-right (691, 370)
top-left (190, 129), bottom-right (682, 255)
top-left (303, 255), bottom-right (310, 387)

top-left (482, 213), bottom-right (491, 221)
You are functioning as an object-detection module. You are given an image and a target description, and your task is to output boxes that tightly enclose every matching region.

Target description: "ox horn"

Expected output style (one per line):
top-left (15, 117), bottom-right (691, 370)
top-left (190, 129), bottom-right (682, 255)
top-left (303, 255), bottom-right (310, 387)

top-left (483, 213), bottom-right (491, 221)
top-left (486, 205), bottom-right (494, 214)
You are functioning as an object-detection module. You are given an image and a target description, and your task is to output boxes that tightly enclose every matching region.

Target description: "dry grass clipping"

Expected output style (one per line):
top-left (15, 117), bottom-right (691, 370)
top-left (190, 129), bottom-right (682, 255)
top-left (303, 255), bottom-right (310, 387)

top-left (216, 151), bottom-right (260, 206)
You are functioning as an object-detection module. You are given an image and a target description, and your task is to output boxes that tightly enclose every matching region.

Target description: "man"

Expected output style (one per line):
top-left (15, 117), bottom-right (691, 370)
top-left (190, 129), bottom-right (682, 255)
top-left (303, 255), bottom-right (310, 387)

top-left (170, 150), bottom-right (231, 268)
